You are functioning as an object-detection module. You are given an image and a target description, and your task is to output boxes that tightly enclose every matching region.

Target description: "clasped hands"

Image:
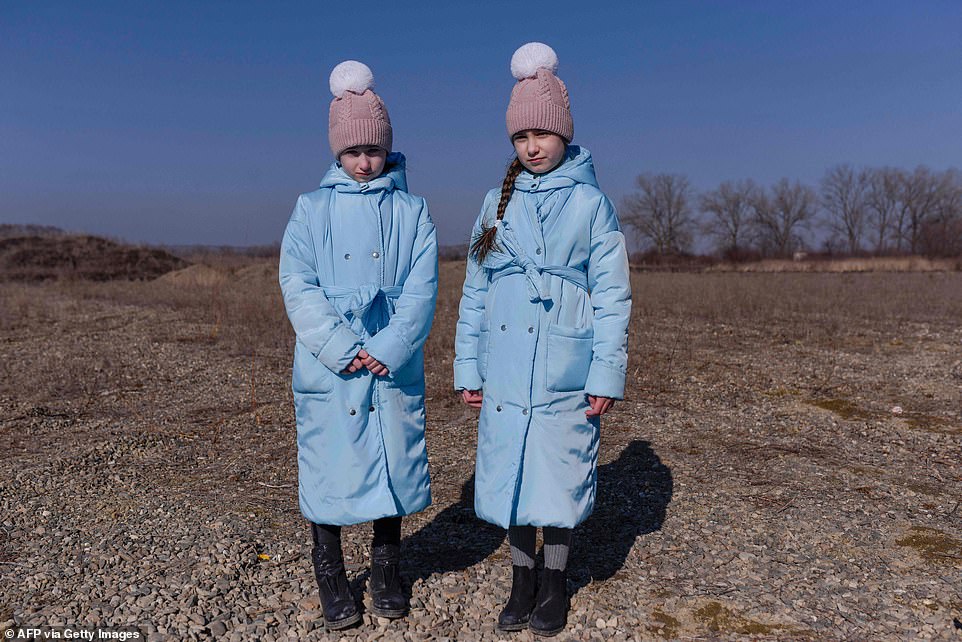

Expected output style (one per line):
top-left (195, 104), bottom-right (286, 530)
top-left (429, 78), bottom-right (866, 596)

top-left (341, 348), bottom-right (389, 376)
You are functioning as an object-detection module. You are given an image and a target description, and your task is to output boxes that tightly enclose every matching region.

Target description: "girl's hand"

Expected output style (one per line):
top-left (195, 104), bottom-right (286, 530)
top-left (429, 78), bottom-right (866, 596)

top-left (341, 352), bottom-right (364, 374)
top-left (586, 395), bottom-right (615, 417)
top-left (359, 349), bottom-right (390, 376)
top-left (461, 389), bottom-right (483, 408)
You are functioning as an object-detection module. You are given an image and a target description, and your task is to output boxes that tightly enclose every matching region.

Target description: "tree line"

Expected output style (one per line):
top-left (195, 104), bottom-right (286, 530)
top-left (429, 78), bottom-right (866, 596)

top-left (620, 165), bottom-right (962, 260)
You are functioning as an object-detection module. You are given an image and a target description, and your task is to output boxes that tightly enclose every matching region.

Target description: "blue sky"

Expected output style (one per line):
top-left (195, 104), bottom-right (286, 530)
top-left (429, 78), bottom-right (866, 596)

top-left (2, 1), bottom-right (961, 247)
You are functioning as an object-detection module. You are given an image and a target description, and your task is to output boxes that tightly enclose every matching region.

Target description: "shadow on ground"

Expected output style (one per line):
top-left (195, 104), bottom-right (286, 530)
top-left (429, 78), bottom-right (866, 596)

top-left (400, 474), bottom-right (506, 585)
top-left (397, 439), bottom-right (672, 599)
top-left (569, 439), bottom-right (673, 593)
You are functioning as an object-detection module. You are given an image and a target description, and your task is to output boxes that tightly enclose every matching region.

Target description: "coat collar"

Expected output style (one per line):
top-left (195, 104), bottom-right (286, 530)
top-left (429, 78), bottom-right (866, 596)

top-left (319, 152), bottom-right (409, 194)
top-left (513, 145), bottom-right (599, 193)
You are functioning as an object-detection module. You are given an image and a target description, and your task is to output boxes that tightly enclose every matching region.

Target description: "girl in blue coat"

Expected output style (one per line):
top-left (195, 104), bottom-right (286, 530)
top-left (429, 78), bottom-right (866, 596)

top-left (279, 61), bottom-right (438, 630)
top-left (454, 43), bottom-right (631, 637)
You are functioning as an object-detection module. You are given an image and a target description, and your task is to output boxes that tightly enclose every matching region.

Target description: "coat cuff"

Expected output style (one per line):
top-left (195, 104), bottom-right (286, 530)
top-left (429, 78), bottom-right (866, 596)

top-left (584, 360), bottom-right (626, 400)
top-left (363, 324), bottom-right (414, 374)
top-left (453, 359), bottom-right (483, 391)
top-left (316, 324), bottom-right (363, 373)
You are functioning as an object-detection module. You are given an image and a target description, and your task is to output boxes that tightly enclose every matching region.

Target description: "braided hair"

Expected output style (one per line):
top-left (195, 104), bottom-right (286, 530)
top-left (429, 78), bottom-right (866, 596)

top-left (470, 157), bottom-right (524, 264)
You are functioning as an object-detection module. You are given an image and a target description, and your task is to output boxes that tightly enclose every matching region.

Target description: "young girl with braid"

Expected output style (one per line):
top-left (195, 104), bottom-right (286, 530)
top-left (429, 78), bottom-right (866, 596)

top-left (454, 43), bottom-right (631, 637)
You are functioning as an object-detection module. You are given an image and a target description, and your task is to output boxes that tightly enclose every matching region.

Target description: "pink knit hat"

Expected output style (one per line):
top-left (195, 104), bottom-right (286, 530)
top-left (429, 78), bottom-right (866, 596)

top-left (505, 43), bottom-right (573, 142)
top-left (328, 61), bottom-right (393, 158)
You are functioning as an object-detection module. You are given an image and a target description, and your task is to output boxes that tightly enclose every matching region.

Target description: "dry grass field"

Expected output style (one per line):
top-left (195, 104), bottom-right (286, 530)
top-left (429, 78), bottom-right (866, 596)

top-left (1, 255), bottom-right (961, 641)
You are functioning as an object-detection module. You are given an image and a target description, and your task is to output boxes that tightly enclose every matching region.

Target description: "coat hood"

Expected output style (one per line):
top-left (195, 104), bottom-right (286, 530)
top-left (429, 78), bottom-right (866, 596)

top-left (513, 145), bottom-right (598, 192)
top-left (320, 151), bottom-right (409, 193)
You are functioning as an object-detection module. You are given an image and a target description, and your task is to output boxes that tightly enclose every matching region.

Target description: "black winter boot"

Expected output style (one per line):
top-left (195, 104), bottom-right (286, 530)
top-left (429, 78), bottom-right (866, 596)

top-left (311, 542), bottom-right (361, 630)
top-left (529, 568), bottom-right (569, 637)
top-left (497, 565), bottom-right (538, 632)
top-left (369, 543), bottom-right (407, 618)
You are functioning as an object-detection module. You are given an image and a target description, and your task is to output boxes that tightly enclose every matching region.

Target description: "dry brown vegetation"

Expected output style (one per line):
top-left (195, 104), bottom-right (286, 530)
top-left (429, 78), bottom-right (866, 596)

top-left (2, 249), bottom-right (961, 640)
top-left (708, 255), bottom-right (962, 273)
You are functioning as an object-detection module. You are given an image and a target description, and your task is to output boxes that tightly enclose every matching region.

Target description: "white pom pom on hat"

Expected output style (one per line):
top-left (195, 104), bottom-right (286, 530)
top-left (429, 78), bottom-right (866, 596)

top-left (510, 42), bottom-right (559, 80)
top-left (327, 60), bottom-right (392, 157)
top-left (329, 60), bottom-right (375, 98)
top-left (505, 42), bottom-right (573, 142)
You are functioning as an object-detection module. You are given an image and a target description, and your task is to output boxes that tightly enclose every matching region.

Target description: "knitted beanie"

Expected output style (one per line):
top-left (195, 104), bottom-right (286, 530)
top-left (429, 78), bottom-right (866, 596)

top-left (505, 43), bottom-right (573, 142)
top-left (328, 61), bottom-right (393, 158)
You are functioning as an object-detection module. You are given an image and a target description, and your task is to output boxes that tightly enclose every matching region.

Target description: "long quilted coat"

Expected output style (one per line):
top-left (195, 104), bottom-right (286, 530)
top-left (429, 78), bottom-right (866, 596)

top-left (280, 153), bottom-right (437, 525)
top-left (454, 146), bottom-right (631, 528)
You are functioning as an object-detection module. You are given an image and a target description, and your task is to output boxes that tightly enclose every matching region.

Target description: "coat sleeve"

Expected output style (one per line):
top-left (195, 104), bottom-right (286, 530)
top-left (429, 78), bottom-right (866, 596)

top-left (584, 194), bottom-right (632, 399)
top-left (279, 195), bottom-right (363, 373)
top-left (362, 199), bottom-right (439, 373)
top-left (452, 197), bottom-right (494, 391)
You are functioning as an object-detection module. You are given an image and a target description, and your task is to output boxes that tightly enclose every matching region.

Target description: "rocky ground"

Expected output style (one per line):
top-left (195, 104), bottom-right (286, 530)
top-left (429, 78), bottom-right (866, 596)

top-left (1, 263), bottom-right (961, 641)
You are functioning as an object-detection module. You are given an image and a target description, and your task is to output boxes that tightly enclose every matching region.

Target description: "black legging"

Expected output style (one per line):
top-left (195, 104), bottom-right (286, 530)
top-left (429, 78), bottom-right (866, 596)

top-left (312, 516), bottom-right (402, 547)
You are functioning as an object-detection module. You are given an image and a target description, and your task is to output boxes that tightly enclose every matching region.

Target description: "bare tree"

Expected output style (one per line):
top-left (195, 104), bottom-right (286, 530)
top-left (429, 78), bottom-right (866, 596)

top-left (898, 166), bottom-right (944, 254)
top-left (699, 179), bottom-right (759, 257)
top-left (919, 168), bottom-right (962, 257)
top-left (751, 179), bottom-right (817, 257)
top-left (821, 164), bottom-right (868, 255)
top-left (621, 173), bottom-right (696, 254)
top-left (863, 167), bottom-right (904, 254)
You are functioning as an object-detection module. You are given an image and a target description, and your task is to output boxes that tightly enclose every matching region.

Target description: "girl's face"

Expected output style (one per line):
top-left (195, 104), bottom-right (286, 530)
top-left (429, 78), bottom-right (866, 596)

top-left (512, 130), bottom-right (567, 174)
top-left (339, 146), bottom-right (388, 182)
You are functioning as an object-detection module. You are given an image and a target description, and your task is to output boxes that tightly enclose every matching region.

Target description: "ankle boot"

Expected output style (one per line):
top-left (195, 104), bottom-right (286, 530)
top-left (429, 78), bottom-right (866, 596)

top-left (369, 543), bottom-right (407, 618)
top-left (497, 565), bottom-right (538, 632)
top-left (311, 542), bottom-right (361, 630)
top-left (529, 568), bottom-right (569, 637)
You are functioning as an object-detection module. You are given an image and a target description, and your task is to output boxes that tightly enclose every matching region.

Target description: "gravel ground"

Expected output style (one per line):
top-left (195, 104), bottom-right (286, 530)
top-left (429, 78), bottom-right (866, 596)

top-left (1, 265), bottom-right (961, 641)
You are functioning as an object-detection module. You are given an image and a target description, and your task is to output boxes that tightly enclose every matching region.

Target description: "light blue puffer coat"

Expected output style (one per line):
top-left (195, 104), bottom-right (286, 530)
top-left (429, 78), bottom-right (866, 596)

top-left (280, 153), bottom-right (437, 526)
top-left (454, 146), bottom-right (631, 529)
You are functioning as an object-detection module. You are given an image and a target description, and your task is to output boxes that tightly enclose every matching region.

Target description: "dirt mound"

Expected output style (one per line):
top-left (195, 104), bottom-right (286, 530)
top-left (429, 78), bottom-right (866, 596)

top-left (155, 264), bottom-right (228, 288)
top-left (0, 235), bottom-right (188, 282)
top-left (234, 261), bottom-right (277, 284)
top-left (0, 224), bottom-right (68, 240)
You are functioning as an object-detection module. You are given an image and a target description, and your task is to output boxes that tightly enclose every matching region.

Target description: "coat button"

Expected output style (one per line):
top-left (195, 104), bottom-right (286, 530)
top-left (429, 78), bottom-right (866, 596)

top-left (349, 408), bottom-right (357, 415)
top-left (368, 405), bottom-right (375, 412)
top-left (522, 408), bottom-right (528, 415)
top-left (496, 405), bottom-right (502, 412)
top-left (528, 326), bottom-right (534, 333)
top-left (359, 183), bottom-right (369, 191)
top-left (372, 251), bottom-right (380, 259)
top-left (536, 248), bottom-right (542, 255)
top-left (344, 253), bottom-right (351, 260)
top-left (500, 324), bottom-right (507, 331)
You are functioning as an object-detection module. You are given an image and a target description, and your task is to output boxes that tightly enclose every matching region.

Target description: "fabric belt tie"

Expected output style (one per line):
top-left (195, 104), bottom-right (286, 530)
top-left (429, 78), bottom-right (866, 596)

top-left (322, 283), bottom-right (403, 318)
top-left (491, 261), bottom-right (587, 302)
top-left (486, 220), bottom-right (586, 302)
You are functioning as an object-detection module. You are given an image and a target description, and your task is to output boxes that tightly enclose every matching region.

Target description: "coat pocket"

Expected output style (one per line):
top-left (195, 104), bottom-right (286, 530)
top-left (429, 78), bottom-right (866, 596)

top-left (545, 323), bottom-right (594, 393)
top-left (292, 340), bottom-right (335, 395)
top-left (477, 319), bottom-right (491, 382)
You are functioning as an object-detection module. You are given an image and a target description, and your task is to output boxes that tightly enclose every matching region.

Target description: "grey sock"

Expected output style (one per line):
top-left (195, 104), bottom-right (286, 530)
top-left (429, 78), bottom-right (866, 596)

top-left (543, 527), bottom-right (572, 571)
top-left (508, 526), bottom-right (536, 569)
